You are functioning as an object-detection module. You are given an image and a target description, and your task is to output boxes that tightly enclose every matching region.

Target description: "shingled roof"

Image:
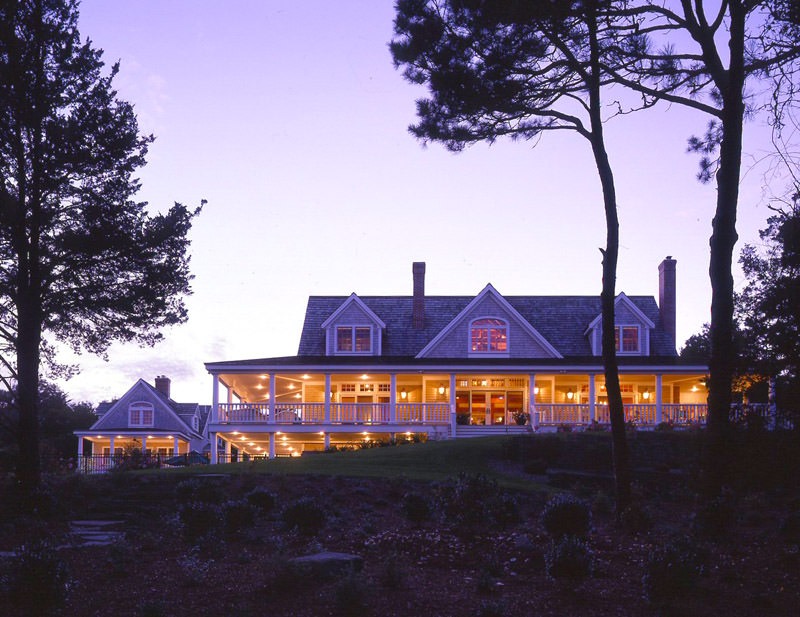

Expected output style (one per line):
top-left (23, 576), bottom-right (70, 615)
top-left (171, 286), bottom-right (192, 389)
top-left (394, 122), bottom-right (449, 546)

top-left (297, 294), bottom-right (677, 359)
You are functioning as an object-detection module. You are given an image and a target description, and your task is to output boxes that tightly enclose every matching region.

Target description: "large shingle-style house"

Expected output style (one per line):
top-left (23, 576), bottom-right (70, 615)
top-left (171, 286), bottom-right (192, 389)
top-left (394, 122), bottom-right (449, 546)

top-left (204, 259), bottom-right (709, 462)
top-left (74, 376), bottom-right (210, 469)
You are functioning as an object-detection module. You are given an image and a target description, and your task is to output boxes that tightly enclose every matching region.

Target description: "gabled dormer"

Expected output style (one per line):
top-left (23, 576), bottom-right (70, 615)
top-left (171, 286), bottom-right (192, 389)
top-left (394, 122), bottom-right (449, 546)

top-left (585, 293), bottom-right (655, 356)
top-left (417, 284), bottom-right (561, 359)
top-left (321, 293), bottom-right (386, 356)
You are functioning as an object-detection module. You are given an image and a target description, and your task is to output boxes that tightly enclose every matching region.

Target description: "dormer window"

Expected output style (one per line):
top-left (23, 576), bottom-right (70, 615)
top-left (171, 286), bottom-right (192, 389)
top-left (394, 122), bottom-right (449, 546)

top-left (615, 326), bottom-right (640, 353)
top-left (471, 318), bottom-right (508, 353)
top-left (129, 402), bottom-right (154, 427)
top-left (337, 326), bottom-right (372, 353)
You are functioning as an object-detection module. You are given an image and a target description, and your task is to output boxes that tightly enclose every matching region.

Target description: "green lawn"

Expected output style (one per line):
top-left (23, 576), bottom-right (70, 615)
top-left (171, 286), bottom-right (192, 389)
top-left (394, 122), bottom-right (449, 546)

top-left (163, 437), bottom-right (542, 491)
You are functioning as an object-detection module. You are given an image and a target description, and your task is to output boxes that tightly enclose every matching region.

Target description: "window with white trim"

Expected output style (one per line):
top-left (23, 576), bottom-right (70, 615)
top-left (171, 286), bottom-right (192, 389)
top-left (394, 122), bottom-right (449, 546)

top-left (336, 326), bottom-right (372, 353)
top-left (615, 326), bottom-right (640, 353)
top-left (129, 402), bottom-right (154, 427)
top-left (470, 318), bottom-right (508, 353)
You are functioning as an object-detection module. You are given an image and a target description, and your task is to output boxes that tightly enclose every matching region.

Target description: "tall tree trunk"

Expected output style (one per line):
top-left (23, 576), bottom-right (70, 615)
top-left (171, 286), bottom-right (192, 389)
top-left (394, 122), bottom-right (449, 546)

top-left (16, 291), bottom-right (42, 491)
top-left (587, 11), bottom-right (631, 513)
top-left (705, 2), bottom-right (746, 494)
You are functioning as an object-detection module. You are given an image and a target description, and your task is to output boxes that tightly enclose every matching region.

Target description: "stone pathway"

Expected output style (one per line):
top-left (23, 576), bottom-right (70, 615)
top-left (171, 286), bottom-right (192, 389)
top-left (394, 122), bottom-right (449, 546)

top-left (67, 520), bottom-right (125, 547)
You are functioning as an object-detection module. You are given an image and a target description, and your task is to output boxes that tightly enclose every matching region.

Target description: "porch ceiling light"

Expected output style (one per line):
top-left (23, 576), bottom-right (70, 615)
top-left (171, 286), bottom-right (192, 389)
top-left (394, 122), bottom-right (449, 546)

top-left (400, 388), bottom-right (407, 400)
top-left (167, 435), bottom-right (173, 439)
top-left (642, 388), bottom-right (651, 400)
top-left (534, 386), bottom-right (540, 395)
top-left (438, 383), bottom-right (445, 395)
top-left (302, 374), bottom-right (310, 380)
top-left (566, 389), bottom-right (574, 400)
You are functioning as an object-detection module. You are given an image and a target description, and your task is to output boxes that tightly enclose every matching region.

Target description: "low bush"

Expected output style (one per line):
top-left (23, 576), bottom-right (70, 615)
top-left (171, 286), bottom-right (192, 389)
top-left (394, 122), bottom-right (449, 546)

top-left (400, 491), bottom-right (431, 523)
top-left (281, 497), bottom-right (327, 536)
top-left (3, 539), bottom-right (71, 614)
top-left (544, 536), bottom-right (594, 582)
top-left (642, 537), bottom-right (703, 605)
top-left (178, 501), bottom-right (222, 543)
top-left (245, 486), bottom-right (277, 513)
top-left (540, 494), bottom-right (592, 539)
top-left (435, 474), bottom-right (519, 533)
top-left (221, 499), bottom-right (257, 536)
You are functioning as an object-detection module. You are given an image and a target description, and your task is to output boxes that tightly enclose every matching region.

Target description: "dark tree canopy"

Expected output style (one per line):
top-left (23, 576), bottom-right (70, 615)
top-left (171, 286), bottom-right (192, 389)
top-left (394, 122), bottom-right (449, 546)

top-left (391, 0), bottom-right (636, 511)
top-left (0, 0), bottom-right (200, 489)
top-left (739, 197), bottom-right (800, 380)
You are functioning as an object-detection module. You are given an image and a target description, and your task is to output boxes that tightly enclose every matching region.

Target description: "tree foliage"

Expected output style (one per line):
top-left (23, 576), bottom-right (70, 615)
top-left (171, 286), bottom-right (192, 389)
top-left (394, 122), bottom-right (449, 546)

top-left (738, 195), bottom-right (800, 381)
top-left (391, 0), bottom-right (635, 511)
top-left (0, 0), bottom-right (200, 489)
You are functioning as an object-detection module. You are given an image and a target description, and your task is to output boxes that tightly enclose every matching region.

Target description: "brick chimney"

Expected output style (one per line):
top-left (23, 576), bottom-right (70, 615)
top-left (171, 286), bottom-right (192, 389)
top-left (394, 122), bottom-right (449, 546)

top-left (154, 375), bottom-right (171, 399)
top-left (658, 256), bottom-right (677, 350)
top-left (412, 262), bottom-right (426, 329)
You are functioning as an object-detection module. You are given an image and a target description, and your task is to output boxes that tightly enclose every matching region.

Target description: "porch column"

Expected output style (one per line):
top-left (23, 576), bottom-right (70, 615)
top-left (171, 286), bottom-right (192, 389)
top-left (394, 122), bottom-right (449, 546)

top-left (269, 373), bottom-right (276, 424)
top-left (210, 432), bottom-right (218, 464)
top-left (109, 435), bottom-right (115, 454)
top-left (224, 438), bottom-right (231, 462)
top-left (141, 435), bottom-right (147, 454)
top-left (174, 436), bottom-right (180, 455)
top-left (449, 373), bottom-right (457, 437)
top-left (655, 374), bottom-right (663, 424)
top-left (212, 374), bottom-right (219, 423)
top-left (529, 373), bottom-right (538, 429)
top-left (323, 433), bottom-right (330, 450)
top-left (588, 374), bottom-right (596, 423)
top-left (389, 374), bottom-right (397, 424)
top-left (324, 374), bottom-right (332, 423)
top-left (77, 437), bottom-right (84, 457)
top-left (269, 433), bottom-right (276, 459)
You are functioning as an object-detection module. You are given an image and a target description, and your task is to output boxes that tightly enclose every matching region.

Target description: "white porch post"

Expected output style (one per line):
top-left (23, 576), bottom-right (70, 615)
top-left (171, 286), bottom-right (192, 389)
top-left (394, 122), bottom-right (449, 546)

top-left (77, 437), bottom-right (84, 457)
top-left (769, 376), bottom-right (777, 430)
top-left (389, 374), bottom-right (397, 424)
top-left (588, 374), bottom-right (596, 423)
top-left (324, 374), bottom-right (332, 423)
top-left (269, 433), bottom-right (276, 459)
top-left (212, 374), bottom-right (219, 423)
top-left (141, 435), bottom-right (147, 454)
top-left (223, 438), bottom-right (231, 462)
top-left (174, 436), bottom-right (180, 455)
top-left (323, 432), bottom-right (331, 450)
top-left (210, 433), bottom-right (218, 464)
top-left (269, 373), bottom-right (276, 424)
top-left (109, 436), bottom-right (115, 454)
top-left (529, 373), bottom-right (538, 429)
top-left (449, 373), bottom-right (457, 437)
top-left (655, 374), bottom-right (663, 424)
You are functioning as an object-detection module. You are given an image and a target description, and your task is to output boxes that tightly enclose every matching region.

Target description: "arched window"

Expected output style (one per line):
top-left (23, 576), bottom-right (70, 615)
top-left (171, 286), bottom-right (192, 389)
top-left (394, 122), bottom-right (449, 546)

top-left (470, 318), bottom-right (508, 353)
top-left (129, 402), bottom-right (154, 427)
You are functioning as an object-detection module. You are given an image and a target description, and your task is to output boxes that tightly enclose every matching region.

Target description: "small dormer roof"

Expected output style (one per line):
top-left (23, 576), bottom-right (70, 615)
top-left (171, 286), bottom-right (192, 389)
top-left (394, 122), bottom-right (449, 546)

top-left (320, 293), bottom-right (386, 329)
top-left (584, 292), bottom-right (656, 334)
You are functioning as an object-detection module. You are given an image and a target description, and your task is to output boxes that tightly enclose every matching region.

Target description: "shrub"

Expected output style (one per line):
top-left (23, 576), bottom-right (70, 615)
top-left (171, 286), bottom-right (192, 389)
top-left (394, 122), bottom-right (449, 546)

top-left (245, 486), bottom-right (278, 513)
top-left (5, 539), bottom-right (71, 614)
top-left (400, 491), bottom-right (431, 523)
top-left (540, 494), bottom-right (592, 539)
top-left (642, 537), bottom-right (702, 605)
top-left (436, 474), bottom-right (519, 533)
top-left (176, 546), bottom-right (215, 587)
top-left (222, 499), bottom-right (257, 536)
top-left (544, 536), bottom-right (594, 582)
top-left (281, 497), bottom-right (327, 536)
top-left (178, 501), bottom-right (222, 543)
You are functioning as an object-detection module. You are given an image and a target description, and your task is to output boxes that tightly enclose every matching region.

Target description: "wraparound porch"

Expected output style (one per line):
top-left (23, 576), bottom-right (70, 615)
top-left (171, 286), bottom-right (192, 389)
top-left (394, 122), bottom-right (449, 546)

top-left (206, 367), bottom-right (710, 461)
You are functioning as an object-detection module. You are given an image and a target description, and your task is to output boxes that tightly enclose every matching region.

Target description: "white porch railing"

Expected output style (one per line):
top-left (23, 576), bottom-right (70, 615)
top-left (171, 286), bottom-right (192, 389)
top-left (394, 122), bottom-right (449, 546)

top-left (535, 403), bottom-right (706, 426)
top-left (214, 402), bottom-right (451, 425)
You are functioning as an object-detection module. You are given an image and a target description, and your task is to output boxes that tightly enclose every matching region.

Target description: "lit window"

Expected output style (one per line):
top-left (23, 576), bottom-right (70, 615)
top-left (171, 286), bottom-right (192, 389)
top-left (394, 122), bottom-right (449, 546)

top-left (471, 318), bottom-right (508, 353)
top-left (615, 326), bottom-right (639, 353)
top-left (129, 402), bottom-right (154, 427)
top-left (336, 326), bottom-right (371, 353)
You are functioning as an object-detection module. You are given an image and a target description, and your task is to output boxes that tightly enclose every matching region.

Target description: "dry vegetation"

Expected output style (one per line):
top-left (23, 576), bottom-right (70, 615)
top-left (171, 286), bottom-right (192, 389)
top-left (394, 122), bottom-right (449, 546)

top-left (1, 432), bottom-right (799, 616)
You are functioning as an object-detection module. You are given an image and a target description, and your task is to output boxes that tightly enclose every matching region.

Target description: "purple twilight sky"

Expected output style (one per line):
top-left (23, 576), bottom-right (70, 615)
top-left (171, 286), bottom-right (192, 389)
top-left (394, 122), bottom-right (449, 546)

top-left (54, 0), bottom-right (782, 406)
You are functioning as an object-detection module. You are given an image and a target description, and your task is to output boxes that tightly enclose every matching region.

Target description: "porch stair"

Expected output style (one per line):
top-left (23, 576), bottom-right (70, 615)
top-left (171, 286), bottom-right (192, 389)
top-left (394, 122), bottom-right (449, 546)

top-left (455, 425), bottom-right (532, 438)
